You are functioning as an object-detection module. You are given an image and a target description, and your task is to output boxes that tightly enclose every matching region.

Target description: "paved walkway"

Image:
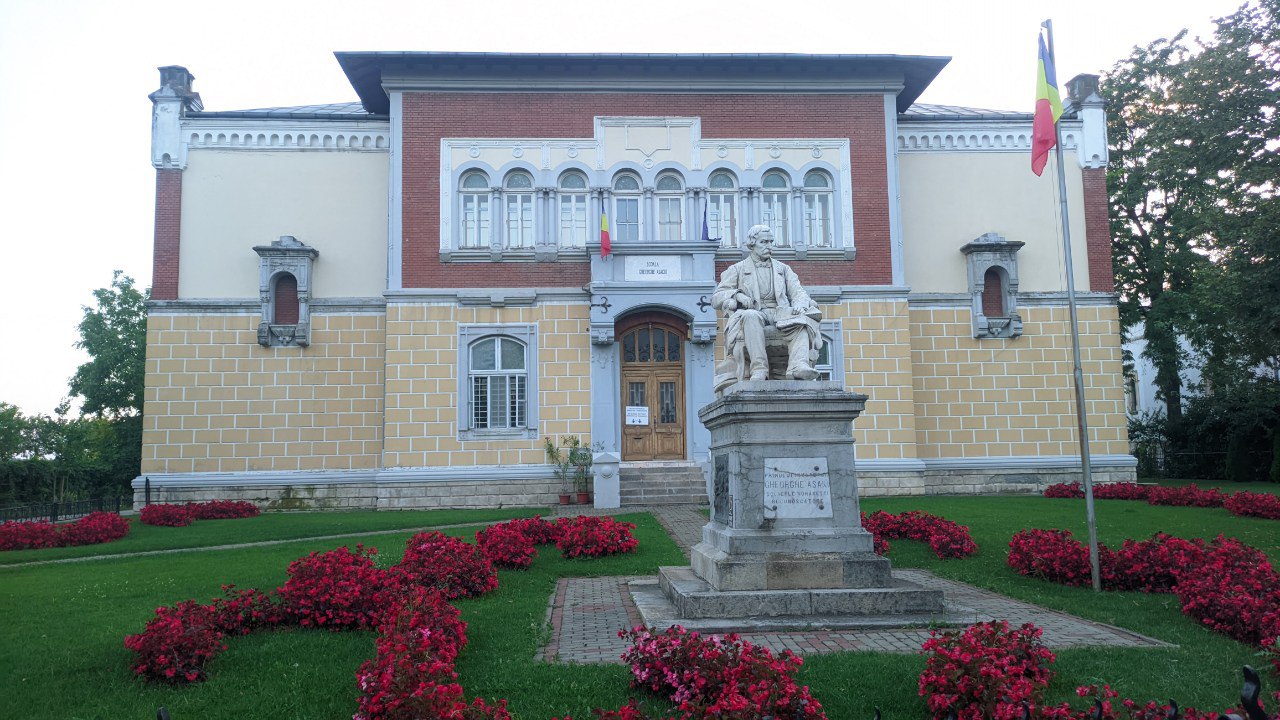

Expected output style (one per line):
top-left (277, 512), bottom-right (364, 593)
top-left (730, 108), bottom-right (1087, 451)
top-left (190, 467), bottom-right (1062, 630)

top-left (541, 504), bottom-right (1173, 664)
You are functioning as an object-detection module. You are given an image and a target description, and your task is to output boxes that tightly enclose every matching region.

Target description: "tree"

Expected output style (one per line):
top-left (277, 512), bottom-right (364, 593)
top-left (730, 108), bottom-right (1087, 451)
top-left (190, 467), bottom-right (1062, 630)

top-left (1105, 0), bottom-right (1280, 419)
top-left (69, 271), bottom-right (148, 419)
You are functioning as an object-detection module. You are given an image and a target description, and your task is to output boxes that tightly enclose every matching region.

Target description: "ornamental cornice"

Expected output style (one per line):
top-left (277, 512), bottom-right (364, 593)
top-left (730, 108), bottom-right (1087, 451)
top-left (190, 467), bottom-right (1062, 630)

top-left (183, 118), bottom-right (390, 155)
top-left (896, 119), bottom-right (1082, 155)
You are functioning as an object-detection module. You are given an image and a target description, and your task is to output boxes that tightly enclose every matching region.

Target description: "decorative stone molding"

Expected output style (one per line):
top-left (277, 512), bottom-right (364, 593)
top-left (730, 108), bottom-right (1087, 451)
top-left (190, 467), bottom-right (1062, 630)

top-left (960, 233), bottom-right (1024, 340)
top-left (150, 66), bottom-right (203, 169)
top-left (897, 120), bottom-right (1081, 155)
top-left (253, 236), bottom-right (318, 347)
top-left (185, 120), bottom-right (389, 152)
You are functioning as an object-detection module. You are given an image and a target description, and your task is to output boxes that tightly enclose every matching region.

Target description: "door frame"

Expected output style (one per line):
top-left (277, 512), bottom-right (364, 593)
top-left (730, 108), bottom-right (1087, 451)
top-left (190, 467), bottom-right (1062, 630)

top-left (617, 311), bottom-right (689, 461)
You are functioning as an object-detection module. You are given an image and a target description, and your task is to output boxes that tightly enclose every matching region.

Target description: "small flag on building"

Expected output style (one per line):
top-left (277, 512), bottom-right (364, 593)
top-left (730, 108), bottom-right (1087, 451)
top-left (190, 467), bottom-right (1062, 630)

top-left (600, 210), bottom-right (612, 258)
top-left (702, 202), bottom-right (712, 242)
top-left (1031, 30), bottom-right (1064, 176)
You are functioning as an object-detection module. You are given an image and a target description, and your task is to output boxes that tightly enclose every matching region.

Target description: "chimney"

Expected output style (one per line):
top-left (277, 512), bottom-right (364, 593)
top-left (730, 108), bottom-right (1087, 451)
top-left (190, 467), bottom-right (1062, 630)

top-left (150, 65), bottom-right (201, 169)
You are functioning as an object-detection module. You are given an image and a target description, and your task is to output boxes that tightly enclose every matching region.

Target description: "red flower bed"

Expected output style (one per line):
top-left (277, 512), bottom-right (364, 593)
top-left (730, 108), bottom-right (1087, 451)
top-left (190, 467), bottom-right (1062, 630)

top-left (394, 532), bottom-right (499, 599)
top-left (505, 515), bottom-right (562, 545)
top-left (186, 500), bottom-right (260, 520)
top-left (1111, 533), bottom-right (1207, 593)
top-left (279, 544), bottom-right (395, 630)
top-left (1093, 483), bottom-right (1151, 501)
top-left (555, 516), bottom-right (638, 559)
top-left (209, 585), bottom-right (286, 635)
top-left (1146, 484), bottom-right (1225, 508)
top-left (139, 503), bottom-right (194, 527)
top-left (1043, 482), bottom-right (1084, 498)
top-left (1007, 529), bottom-right (1104, 588)
top-left (1174, 535), bottom-right (1280, 646)
top-left (475, 523), bottom-right (538, 569)
top-left (124, 600), bottom-right (226, 683)
top-left (1225, 491), bottom-right (1280, 520)
top-left (918, 621), bottom-right (1056, 720)
top-left (0, 511), bottom-right (131, 551)
top-left (861, 510), bottom-right (978, 559)
top-left (618, 625), bottom-right (826, 719)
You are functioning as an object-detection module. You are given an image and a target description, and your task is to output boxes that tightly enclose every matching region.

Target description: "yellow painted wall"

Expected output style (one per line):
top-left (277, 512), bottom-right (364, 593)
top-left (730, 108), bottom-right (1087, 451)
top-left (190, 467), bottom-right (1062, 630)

top-left (899, 152), bottom-right (1091, 293)
top-left (178, 150), bottom-right (388, 299)
top-left (142, 313), bottom-right (385, 473)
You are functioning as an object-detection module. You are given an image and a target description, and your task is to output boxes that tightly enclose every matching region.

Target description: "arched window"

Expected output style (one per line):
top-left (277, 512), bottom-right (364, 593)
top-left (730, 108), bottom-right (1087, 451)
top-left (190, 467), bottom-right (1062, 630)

top-left (761, 171), bottom-right (790, 246)
top-left (460, 171), bottom-right (491, 249)
top-left (802, 170), bottom-right (834, 248)
top-left (655, 172), bottom-right (684, 242)
top-left (272, 272), bottom-right (299, 324)
top-left (707, 171), bottom-right (738, 246)
top-left (612, 173), bottom-right (642, 244)
top-left (558, 171), bottom-right (589, 249)
top-left (982, 267), bottom-right (1006, 317)
top-left (468, 336), bottom-right (528, 430)
top-left (504, 170), bottom-right (535, 249)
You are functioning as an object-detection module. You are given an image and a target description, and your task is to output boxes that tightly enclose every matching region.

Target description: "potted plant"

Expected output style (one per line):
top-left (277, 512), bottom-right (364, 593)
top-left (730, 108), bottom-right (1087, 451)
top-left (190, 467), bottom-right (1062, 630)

top-left (569, 438), bottom-right (594, 504)
top-left (544, 435), bottom-right (575, 504)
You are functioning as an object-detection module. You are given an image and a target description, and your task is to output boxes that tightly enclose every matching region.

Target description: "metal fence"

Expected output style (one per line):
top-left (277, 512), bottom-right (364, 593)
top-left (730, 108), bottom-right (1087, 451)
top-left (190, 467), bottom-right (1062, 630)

top-left (0, 495), bottom-right (129, 524)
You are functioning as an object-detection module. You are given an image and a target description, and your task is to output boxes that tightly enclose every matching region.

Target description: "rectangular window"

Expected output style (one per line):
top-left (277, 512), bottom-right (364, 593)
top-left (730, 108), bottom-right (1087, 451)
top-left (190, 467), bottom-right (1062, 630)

top-left (658, 197), bottom-right (682, 242)
top-left (505, 194), bottom-right (534, 249)
top-left (803, 193), bottom-right (832, 248)
top-left (615, 197), bottom-right (640, 243)
top-left (461, 194), bottom-right (491, 249)
top-left (762, 193), bottom-right (789, 246)
top-left (708, 194), bottom-right (736, 246)
top-left (559, 193), bottom-right (588, 248)
top-left (470, 373), bottom-right (526, 430)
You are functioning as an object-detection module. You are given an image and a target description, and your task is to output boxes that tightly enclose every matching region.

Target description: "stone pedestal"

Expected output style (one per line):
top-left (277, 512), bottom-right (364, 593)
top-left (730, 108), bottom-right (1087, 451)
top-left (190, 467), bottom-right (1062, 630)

top-left (651, 381), bottom-right (946, 623)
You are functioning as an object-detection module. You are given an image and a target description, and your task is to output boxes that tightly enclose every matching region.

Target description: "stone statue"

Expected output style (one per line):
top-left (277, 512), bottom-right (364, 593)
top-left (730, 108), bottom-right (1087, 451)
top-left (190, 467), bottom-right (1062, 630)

top-left (711, 224), bottom-right (823, 389)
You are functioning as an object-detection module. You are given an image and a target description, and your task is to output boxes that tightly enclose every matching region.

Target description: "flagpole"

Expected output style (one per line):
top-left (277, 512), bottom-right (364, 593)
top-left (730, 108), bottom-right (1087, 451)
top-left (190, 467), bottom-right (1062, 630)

top-left (1044, 19), bottom-right (1102, 592)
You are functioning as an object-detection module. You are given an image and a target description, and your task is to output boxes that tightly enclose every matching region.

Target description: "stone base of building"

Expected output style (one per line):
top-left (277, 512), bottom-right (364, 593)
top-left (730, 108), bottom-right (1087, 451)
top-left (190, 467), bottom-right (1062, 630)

top-left (132, 455), bottom-right (1138, 510)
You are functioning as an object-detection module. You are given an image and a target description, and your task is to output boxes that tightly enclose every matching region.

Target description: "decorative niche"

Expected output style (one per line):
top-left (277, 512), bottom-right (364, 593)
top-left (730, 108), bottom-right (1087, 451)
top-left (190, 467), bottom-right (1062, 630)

top-left (960, 233), bottom-right (1024, 340)
top-left (253, 236), bottom-right (318, 347)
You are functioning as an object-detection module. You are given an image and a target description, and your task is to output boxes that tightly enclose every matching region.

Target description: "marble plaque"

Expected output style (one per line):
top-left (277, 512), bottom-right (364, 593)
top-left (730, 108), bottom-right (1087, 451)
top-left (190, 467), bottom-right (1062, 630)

top-left (763, 457), bottom-right (833, 519)
top-left (624, 256), bottom-right (681, 282)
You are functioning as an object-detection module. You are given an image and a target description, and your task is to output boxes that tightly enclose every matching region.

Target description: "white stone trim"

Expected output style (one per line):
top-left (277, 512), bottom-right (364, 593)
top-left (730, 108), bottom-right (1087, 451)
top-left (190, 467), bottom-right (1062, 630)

top-left (897, 119), bottom-right (1082, 154)
top-left (184, 118), bottom-right (390, 152)
top-left (908, 291), bottom-right (1117, 308)
top-left (384, 288), bottom-right (590, 304)
top-left (147, 298), bottom-right (386, 314)
top-left (376, 465), bottom-right (558, 484)
top-left (856, 458), bottom-right (928, 472)
top-left (884, 94), bottom-right (905, 286)
top-left (388, 92), bottom-right (404, 290)
top-left (132, 469), bottom-right (378, 490)
top-left (920, 454), bottom-right (1138, 471)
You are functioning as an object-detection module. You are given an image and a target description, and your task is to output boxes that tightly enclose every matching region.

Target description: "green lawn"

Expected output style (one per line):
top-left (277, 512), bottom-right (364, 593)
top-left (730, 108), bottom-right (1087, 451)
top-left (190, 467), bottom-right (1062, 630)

top-left (0, 507), bottom-right (546, 566)
top-left (2, 498), bottom-right (1278, 718)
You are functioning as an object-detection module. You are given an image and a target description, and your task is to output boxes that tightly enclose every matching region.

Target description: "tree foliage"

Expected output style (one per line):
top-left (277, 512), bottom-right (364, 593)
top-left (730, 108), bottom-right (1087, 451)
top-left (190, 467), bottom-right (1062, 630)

top-left (69, 271), bottom-right (148, 419)
top-left (1105, 0), bottom-right (1280, 418)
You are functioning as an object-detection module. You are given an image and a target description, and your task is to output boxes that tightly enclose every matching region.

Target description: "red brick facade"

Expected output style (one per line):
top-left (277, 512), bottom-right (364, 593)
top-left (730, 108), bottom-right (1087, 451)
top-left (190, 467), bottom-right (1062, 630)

top-left (1082, 167), bottom-right (1113, 293)
top-left (400, 92), bottom-right (894, 290)
top-left (151, 169), bottom-right (183, 301)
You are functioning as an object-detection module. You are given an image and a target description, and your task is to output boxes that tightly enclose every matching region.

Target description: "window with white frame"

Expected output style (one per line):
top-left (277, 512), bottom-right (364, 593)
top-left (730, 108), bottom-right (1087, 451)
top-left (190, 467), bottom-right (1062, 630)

top-left (458, 325), bottom-right (537, 439)
top-left (558, 171), bottom-right (589, 249)
top-left (814, 321), bottom-right (843, 384)
top-left (761, 171), bottom-right (791, 247)
top-left (460, 171), bottom-right (492, 249)
top-left (802, 170), bottom-right (834, 248)
top-left (504, 171), bottom-right (535, 250)
top-left (613, 173), bottom-right (641, 244)
top-left (707, 171), bottom-right (737, 246)
top-left (655, 172), bottom-right (684, 242)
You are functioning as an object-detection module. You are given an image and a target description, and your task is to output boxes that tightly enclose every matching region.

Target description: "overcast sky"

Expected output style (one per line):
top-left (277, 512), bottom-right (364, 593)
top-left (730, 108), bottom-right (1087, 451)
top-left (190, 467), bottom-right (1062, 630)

top-left (0, 0), bottom-right (1244, 416)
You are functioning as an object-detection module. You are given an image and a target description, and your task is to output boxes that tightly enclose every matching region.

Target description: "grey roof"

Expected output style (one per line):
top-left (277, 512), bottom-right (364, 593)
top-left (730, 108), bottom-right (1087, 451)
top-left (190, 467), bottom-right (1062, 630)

top-left (334, 51), bottom-right (950, 115)
top-left (902, 103), bottom-right (1076, 121)
top-left (190, 102), bottom-right (386, 120)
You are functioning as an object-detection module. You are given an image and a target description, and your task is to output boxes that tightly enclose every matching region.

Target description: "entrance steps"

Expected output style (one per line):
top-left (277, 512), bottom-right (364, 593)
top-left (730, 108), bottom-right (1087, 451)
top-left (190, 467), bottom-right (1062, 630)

top-left (619, 463), bottom-right (709, 506)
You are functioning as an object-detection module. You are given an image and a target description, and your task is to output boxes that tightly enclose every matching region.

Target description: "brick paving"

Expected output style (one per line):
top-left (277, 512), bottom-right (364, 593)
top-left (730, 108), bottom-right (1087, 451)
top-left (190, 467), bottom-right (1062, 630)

top-left (541, 505), bottom-right (1173, 664)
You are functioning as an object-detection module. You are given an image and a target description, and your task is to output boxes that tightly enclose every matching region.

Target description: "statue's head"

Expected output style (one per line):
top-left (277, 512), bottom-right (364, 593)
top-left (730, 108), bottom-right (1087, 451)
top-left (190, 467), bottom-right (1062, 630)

top-left (745, 224), bottom-right (774, 260)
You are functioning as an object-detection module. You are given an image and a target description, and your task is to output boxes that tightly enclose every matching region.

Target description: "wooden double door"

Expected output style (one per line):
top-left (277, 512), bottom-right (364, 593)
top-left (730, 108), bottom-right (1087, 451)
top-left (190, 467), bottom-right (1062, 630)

top-left (619, 317), bottom-right (686, 461)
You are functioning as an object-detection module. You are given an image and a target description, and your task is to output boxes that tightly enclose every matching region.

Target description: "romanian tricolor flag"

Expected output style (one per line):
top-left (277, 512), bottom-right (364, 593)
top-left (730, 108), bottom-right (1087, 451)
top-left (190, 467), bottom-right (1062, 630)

top-left (1032, 31), bottom-right (1064, 176)
top-left (600, 211), bottom-right (612, 258)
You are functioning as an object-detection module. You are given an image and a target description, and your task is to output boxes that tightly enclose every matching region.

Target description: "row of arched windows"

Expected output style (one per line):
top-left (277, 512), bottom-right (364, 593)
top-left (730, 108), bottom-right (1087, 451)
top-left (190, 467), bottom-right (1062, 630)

top-left (456, 167), bottom-right (836, 252)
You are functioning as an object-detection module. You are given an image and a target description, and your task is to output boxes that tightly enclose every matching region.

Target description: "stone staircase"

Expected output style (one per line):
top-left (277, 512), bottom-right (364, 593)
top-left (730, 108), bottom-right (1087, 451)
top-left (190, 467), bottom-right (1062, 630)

top-left (619, 463), bottom-right (709, 506)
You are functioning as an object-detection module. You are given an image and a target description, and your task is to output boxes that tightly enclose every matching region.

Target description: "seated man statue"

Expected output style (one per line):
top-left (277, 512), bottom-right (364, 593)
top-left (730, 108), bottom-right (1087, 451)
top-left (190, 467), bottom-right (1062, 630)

top-left (711, 224), bottom-right (823, 384)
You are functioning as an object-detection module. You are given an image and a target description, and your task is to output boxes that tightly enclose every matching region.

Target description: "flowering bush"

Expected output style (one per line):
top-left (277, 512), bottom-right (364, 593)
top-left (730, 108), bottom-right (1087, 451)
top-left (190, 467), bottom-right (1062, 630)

top-left (475, 523), bottom-right (538, 569)
top-left (1043, 482), bottom-right (1085, 498)
top-left (394, 532), bottom-right (499, 600)
top-left (1225, 491), bottom-right (1280, 520)
top-left (1093, 483), bottom-right (1151, 501)
top-left (278, 544), bottom-right (394, 630)
top-left (556, 516), bottom-right (638, 559)
top-left (1007, 529), bottom-right (1106, 588)
top-left (0, 511), bottom-right (131, 551)
top-left (504, 515), bottom-right (562, 545)
top-left (862, 510), bottom-right (979, 559)
top-left (1146, 484), bottom-right (1225, 508)
top-left (1174, 534), bottom-right (1280, 645)
top-left (619, 625), bottom-right (826, 719)
top-left (208, 584), bottom-right (286, 635)
top-left (139, 503), bottom-right (194, 527)
top-left (1110, 533), bottom-right (1206, 593)
top-left (123, 600), bottom-right (226, 683)
top-left (919, 621), bottom-right (1057, 720)
top-left (186, 500), bottom-right (260, 520)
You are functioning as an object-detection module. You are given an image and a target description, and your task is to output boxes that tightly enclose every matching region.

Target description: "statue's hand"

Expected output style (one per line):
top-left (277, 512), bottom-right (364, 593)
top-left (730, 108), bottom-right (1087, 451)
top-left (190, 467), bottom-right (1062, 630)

top-left (735, 292), bottom-right (754, 310)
